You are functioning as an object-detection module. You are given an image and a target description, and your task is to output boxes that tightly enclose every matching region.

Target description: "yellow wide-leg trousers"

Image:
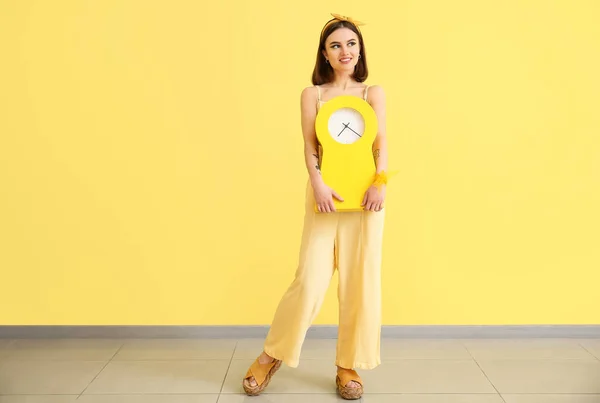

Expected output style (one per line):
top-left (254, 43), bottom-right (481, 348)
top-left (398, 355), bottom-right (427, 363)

top-left (263, 182), bottom-right (385, 370)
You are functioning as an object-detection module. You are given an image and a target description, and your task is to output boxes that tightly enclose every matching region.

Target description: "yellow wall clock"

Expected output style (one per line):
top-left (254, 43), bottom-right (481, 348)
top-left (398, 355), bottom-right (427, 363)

top-left (315, 95), bottom-right (379, 212)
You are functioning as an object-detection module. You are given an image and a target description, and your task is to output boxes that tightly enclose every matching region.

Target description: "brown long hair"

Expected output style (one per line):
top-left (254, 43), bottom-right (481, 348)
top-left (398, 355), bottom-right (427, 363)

top-left (311, 19), bottom-right (369, 85)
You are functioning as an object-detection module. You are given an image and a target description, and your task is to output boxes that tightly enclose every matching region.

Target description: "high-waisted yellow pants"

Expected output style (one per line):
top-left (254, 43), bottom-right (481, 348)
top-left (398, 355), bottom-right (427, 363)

top-left (263, 181), bottom-right (385, 370)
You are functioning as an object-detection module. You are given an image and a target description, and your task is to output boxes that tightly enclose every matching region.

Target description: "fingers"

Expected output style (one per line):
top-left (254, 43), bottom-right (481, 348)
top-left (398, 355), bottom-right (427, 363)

top-left (321, 200), bottom-right (383, 212)
top-left (329, 201), bottom-right (336, 212)
top-left (317, 201), bottom-right (336, 213)
top-left (318, 189), bottom-right (341, 213)
top-left (332, 190), bottom-right (344, 202)
top-left (363, 195), bottom-right (374, 211)
top-left (363, 198), bottom-right (384, 212)
top-left (318, 204), bottom-right (331, 213)
top-left (319, 192), bottom-right (386, 213)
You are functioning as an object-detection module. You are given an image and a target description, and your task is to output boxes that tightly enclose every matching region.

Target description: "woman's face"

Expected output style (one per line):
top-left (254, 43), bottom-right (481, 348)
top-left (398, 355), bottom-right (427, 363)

top-left (322, 27), bottom-right (361, 72)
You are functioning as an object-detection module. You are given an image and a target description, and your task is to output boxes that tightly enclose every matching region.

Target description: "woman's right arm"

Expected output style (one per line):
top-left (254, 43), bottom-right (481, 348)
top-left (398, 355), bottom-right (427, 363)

top-left (300, 87), bottom-right (343, 212)
top-left (300, 87), bottom-right (324, 185)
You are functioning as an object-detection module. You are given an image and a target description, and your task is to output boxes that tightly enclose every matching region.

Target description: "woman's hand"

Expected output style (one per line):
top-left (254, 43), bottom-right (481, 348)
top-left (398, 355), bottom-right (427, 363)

top-left (362, 185), bottom-right (385, 212)
top-left (313, 180), bottom-right (344, 213)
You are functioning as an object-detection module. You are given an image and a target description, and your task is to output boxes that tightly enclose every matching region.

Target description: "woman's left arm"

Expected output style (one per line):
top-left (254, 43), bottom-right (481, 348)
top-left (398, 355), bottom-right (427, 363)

top-left (362, 85), bottom-right (388, 212)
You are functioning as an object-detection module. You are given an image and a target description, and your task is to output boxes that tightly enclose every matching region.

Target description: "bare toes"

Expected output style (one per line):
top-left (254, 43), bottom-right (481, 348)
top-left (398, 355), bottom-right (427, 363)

top-left (244, 377), bottom-right (257, 388)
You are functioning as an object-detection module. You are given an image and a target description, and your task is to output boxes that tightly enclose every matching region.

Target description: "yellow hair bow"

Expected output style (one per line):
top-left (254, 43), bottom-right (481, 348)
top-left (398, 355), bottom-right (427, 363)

top-left (330, 13), bottom-right (366, 27)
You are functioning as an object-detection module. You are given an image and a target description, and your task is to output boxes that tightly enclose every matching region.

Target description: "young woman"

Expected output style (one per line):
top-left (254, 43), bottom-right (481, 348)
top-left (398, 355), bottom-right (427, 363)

top-left (242, 13), bottom-right (388, 400)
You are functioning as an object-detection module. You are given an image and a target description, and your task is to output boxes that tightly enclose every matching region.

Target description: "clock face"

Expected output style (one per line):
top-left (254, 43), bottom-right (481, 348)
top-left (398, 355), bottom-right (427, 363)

top-left (327, 107), bottom-right (365, 145)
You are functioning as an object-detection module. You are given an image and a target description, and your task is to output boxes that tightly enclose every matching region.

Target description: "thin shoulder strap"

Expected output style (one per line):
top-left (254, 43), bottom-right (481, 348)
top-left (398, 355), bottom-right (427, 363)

top-left (363, 85), bottom-right (370, 101)
top-left (315, 85), bottom-right (321, 102)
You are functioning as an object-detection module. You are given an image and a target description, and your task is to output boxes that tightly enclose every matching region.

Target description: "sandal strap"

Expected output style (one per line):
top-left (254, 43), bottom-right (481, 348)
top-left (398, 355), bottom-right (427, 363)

top-left (245, 358), bottom-right (278, 386)
top-left (337, 368), bottom-right (363, 386)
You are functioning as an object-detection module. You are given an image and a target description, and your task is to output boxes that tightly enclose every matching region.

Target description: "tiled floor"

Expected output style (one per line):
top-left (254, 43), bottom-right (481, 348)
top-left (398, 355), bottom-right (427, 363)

top-left (0, 338), bottom-right (600, 402)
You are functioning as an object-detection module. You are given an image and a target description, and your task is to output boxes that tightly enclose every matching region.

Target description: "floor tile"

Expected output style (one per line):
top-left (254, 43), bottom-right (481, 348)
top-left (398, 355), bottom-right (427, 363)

top-left (5, 339), bottom-right (122, 361)
top-left (1, 337), bottom-right (597, 400)
top-left (224, 359), bottom-right (496, 394)
top-left (217, 394), bottom-right (342, 403)
top-left (234, 339), bottom-right (337, 360)
top-left (359, 360), bottom-right (497, 393)
top-left (234, 338), bottom-right (472, 361)
top-left (0, 340), bottom-right (14, 349)
top-left (361, 395), bottom-right (505, 403)
top-left (579, 339), bottom-right (600, 360)
top-left (77, 395), bottom-right (219, 403)
top-left (381, 339), bottom-right (472, 359)
top-left (463, 339), bottom-right (597, 360)
top-left (114, 339), bottom-right (236, 360)
top-left (83, 359), bottom-right (230, 394)
top-left (478, 359), bottom-right (600, 393)
top-left (0, 340), bottom-right (15, 359)
top-left (0, 397), bottom-right (78, 403)
top-left (222, 359), bottom-right (337, 394)
top-left (0, 360), bottom-right (106, 394)
top-left (502, 395), bottom-right (600, 403)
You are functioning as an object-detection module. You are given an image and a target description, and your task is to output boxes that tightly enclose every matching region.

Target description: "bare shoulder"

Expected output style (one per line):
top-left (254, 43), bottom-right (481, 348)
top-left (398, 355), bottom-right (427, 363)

top-left (300, 86), bottom-right (318, 119)
top-left (301, 86), bottom-right (318, 103)
top-left (367, 85), bottom-right (386, 104)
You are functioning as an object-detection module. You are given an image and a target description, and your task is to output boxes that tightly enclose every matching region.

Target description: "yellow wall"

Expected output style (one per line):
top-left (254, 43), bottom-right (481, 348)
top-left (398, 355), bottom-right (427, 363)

top-left (1, 1), bottom-right (599, 325)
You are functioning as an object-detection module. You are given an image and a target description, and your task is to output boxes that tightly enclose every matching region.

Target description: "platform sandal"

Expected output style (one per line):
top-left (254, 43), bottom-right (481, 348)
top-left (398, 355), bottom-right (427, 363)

top-left (242, 356), bottom-right (282, 396)
top-left (336, 367), bottom-right (363, 400)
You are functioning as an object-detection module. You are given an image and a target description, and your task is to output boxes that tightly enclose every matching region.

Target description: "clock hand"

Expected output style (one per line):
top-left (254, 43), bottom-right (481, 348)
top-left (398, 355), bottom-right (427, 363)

top-left (337, 124), bottom-right (348, 137)
top-left (343, 123), bottom-right (362, 137)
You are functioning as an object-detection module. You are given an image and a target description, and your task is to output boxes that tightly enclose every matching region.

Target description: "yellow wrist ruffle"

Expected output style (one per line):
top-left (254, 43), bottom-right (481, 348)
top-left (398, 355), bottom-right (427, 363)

top-left (373, 170), bottom-right (399, 188)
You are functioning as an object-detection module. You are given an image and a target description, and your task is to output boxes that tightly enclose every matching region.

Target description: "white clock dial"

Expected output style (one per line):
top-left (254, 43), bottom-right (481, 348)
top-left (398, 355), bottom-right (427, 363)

top-left (327, 107), bottom-right (365, 144)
